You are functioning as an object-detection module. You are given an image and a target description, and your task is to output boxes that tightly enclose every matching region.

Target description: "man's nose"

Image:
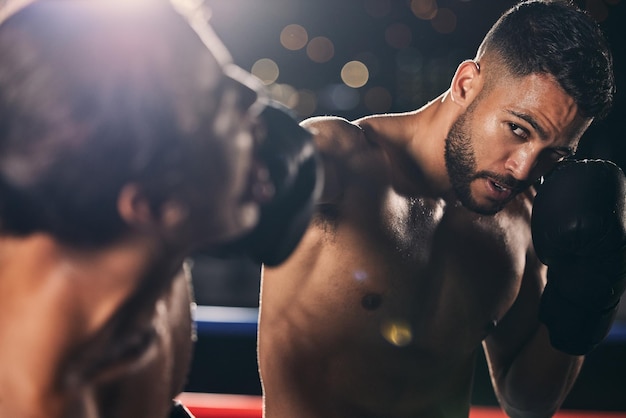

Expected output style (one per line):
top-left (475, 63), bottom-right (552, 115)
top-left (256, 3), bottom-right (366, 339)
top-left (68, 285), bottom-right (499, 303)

top-left (504, 145), bottom-right (539, 181)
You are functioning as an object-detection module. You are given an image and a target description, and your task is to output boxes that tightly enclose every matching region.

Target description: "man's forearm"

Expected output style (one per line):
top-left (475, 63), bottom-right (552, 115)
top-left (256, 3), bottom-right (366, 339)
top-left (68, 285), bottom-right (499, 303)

top-left (494, 325), bottom-right (583, 418)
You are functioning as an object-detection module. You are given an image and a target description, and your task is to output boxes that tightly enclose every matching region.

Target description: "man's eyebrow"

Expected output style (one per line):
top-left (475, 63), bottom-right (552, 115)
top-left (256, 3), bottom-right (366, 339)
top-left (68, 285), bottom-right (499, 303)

top-left (507, 110), bottom-right (548, 140)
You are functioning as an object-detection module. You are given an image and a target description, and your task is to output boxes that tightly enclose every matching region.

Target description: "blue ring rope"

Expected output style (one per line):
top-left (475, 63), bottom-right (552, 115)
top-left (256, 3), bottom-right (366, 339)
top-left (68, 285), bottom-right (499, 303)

top-left (194, 305), bottom-right (626, 343)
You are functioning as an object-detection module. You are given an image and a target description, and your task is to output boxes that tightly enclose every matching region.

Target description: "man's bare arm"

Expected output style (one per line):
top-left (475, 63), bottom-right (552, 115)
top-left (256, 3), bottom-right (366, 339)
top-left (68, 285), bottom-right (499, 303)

top-left (483, 247), bottom-right (583, 418)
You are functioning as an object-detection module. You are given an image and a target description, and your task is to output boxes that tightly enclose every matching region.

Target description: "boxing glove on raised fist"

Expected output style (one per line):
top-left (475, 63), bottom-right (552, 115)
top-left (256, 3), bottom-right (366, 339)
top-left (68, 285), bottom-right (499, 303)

top-left (205, 102), bottom-right (322, 266)
top-left (244, 102), bottom-right (322, 266)
top-left (531, 159), bottom-right (626, 355)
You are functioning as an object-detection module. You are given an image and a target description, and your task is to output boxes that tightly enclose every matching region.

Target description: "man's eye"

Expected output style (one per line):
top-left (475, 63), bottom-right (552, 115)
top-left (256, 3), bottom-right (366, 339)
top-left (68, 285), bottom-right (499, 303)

top-left (509, 123), bottom-right (528, 139)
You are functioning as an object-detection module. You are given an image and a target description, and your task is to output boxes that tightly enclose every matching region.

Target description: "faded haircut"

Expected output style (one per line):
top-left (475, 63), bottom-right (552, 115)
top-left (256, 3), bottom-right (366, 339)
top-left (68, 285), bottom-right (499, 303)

top-left (475, 0), bottom-right (614, 119)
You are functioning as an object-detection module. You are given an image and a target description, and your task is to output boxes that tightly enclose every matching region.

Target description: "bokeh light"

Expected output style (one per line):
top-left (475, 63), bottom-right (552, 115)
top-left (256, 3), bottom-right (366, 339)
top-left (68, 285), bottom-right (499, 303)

top-left (306, 36), bottom-right (335, 63)
top-left (267, 83), bottom-right (299, 109)
top-left (410, 0), bottom-right (438, 20)
top-left (250, 58), bottom-right (279, 85)
top-left (381, 320), bottom-right (413, 347)
top-left (431, 8), bottom-right (457, 34)
top-left (384, 22), bottom-right (412, 49)
top-left (280, 24), bottom-right (308, 51)
top-left (341, 60), bottom-right (369, 88)
top-left (320, 84), bottom-right (360, 111)
top-left (200, 0), bottom-right (624, 146)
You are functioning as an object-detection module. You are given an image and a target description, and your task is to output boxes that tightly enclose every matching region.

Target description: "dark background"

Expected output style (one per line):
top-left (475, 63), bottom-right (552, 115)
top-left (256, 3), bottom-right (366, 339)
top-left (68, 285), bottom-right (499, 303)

top-left (187, 0), bottom-right (626, 413)
top-left (202, 0), bottom-right (626, 168)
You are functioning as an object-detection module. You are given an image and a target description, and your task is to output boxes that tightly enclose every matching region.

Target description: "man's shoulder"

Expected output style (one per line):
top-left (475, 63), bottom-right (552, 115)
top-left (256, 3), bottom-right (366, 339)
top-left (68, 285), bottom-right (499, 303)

top-left (301, 115), bottom-right (362, 135)
top-left (301, 116), bottom-right (371, 154)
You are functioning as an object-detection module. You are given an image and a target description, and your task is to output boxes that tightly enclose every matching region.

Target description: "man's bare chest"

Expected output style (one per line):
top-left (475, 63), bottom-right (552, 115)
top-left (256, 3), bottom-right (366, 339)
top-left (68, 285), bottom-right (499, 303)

top-left (321, 193), bottom-right (530, 350)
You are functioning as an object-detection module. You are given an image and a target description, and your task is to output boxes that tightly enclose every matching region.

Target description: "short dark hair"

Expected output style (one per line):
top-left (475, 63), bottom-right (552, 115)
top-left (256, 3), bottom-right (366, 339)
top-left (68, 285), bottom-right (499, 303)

top-left (476, 0), bottom-right (614, 119)
top-left (0, 2), bottom-right (225, 246)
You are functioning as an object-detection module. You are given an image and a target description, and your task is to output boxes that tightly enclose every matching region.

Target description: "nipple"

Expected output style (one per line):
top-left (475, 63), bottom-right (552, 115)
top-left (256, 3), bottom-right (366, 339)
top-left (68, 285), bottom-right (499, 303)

top-left (361, 293), bottom-right (382, 310)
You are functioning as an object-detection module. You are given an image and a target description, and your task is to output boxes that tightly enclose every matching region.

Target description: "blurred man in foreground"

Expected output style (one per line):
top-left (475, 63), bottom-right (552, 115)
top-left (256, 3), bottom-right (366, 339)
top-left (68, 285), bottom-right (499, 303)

top-left (0, 1), bottom-right (319, 417)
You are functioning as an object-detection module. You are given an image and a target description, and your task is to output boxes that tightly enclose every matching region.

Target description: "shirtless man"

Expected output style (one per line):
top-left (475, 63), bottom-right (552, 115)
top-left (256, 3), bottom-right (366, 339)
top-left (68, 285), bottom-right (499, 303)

top-left (0, 1), bottom-right (318, 417)
top-left (258, 1), bottom-right (624, 417)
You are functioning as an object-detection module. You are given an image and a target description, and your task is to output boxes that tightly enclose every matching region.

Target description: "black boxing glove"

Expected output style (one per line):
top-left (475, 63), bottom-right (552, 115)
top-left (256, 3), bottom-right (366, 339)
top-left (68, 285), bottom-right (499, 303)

top-left (202, 101), bottom-right (322, 266)
top-left (243, 102), bottom-right (322, 266)
top-left (531, 159), bottom-right (626, 355)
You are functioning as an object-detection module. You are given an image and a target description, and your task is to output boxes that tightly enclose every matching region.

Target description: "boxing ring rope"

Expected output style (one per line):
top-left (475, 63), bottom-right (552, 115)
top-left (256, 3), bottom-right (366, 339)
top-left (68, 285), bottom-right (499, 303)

top-left (182, 306), bottom-right (626, 418)
top-left (175, 391), bottom-right (626, 418)
top-left (193, 306), bottom-right (260, 336)
top-left (193, 305), bottom-right (626, 340)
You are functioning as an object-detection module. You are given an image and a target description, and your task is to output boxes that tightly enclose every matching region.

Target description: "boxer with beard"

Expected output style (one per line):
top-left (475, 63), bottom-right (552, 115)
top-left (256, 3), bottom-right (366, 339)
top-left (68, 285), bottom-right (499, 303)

top-left (258, 1), bottom-right (623, 417)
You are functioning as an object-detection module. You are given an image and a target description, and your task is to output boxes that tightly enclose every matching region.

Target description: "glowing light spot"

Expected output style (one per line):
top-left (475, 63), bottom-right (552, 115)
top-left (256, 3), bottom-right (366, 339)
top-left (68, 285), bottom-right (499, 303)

top-left (268, 83), bottom-right (298, 109)
top-left (364, 86), bottom-right (392, 113)
top-left (251, 58), bottom-right (279, 85)
top-left (341, 60), bottom-right (369, 88)
top-left (307, 36), bottom-right (335, 63)
top-left (321, 84), bottom-right (360, 111)
top-left (381, 320), bottom-right (413, 347)
top-left (280, 24), bottom-right (308, 51)
top-left (384, 22), bottom-right (412, 49)
top-left (410, 0), bottom-right (438, 20)
top-left (431, 8), bottom-right (456, 34)
top-left (354, 270), bottom-right (368, 282)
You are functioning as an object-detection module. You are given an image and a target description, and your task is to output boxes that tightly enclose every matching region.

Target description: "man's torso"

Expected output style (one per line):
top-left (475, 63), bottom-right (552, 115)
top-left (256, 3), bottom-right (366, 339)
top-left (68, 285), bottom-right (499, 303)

top-left (259, 117), bottom-right (535, 417)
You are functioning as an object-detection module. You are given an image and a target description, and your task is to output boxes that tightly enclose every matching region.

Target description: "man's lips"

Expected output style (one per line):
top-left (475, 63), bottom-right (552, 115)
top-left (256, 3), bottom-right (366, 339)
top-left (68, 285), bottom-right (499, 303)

top-left (483, 177), bottom-right (514, 200)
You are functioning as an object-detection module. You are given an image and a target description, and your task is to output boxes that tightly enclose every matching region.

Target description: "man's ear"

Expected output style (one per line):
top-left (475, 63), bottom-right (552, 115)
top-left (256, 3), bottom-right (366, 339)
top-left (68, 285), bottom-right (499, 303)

top-left (449, 60), bottom-right (482, 109)
top-left (117, 183), bottom-right (157, 227)
top-left (118, 184), bottom-right (189, 231)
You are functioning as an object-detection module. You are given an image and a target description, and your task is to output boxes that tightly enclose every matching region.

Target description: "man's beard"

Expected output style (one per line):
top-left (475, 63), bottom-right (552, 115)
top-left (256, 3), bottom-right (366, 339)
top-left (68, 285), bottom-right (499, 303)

top-left (444, 110), bottom-right (527, 215)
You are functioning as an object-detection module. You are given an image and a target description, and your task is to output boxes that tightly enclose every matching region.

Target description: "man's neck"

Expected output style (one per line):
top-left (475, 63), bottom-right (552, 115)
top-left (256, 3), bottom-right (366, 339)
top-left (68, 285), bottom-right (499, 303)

top-left (0, 233), bottom-right (171, 338)
top-left (357, 90), bottom-right (463, 198)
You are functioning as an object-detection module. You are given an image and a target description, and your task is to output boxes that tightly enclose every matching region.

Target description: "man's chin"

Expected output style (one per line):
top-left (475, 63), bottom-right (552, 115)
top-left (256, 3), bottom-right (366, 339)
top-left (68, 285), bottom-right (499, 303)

top-left (460, 197), bottom-right (508, 216)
